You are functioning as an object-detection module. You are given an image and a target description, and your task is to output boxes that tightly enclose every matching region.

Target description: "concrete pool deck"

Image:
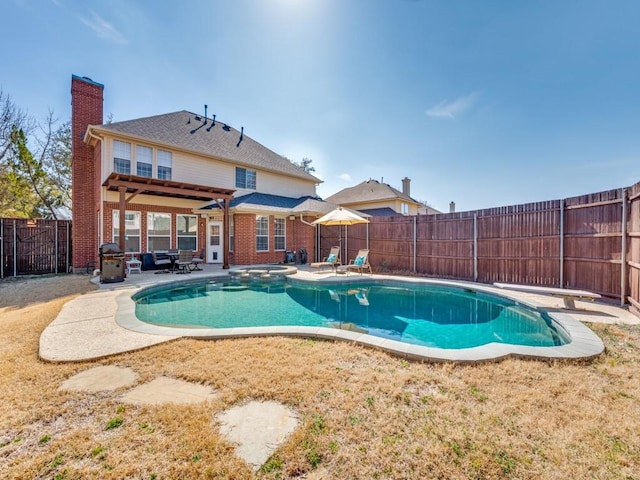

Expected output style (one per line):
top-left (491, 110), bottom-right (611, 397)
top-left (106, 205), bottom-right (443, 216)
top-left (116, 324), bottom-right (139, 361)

top-left (39, 265), bottom-right (639, 363)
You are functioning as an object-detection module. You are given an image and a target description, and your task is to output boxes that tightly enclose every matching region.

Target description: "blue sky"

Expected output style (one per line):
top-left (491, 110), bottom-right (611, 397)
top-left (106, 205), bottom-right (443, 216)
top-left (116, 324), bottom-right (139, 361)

top-left (2, 0), bottom-right (639, 212)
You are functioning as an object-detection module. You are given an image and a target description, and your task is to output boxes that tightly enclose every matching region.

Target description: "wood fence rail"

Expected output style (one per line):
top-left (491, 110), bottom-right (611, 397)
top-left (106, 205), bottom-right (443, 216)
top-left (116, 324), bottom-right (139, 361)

top-left (1, 218), bottom-right (72, 278)
top-left (319, 181), bottom-right (640, 316)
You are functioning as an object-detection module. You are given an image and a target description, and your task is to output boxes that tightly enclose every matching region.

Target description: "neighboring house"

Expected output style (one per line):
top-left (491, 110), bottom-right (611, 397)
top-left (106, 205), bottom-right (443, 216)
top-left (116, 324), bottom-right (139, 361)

top-left (71, 75), bottom-right (328, 272)
top-left (324, 177), bottom-right (425, 216)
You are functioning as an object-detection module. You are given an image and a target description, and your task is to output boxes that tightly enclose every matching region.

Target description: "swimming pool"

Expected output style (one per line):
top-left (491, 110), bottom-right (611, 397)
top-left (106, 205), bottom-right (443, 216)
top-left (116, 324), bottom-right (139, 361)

top-left (132, 278), bottom-right (571, 350)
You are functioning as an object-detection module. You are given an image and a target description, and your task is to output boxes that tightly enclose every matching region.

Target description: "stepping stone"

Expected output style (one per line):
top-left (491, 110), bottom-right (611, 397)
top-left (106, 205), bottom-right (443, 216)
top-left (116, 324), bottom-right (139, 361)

top-left (216, 400), bottom-right (299, 470)
top-left (120, 376), bottom-right (216, 405)
top-left (60, 365), bottom-right (138, 392)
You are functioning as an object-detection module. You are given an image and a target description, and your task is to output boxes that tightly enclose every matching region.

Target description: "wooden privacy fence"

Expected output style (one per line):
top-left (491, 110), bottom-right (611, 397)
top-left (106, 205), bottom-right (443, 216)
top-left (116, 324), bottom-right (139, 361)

top-left (1, 218), bottom-right (72, 278)
top-left (319, 181), bottom-right (640, 313)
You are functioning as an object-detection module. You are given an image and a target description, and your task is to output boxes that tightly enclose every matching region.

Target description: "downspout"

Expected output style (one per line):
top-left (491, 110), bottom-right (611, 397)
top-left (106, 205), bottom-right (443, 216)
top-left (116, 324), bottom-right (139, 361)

top-left (86, 128), bottom-right (104, 246)
top-left (299, 214), bottom-right (315, 227)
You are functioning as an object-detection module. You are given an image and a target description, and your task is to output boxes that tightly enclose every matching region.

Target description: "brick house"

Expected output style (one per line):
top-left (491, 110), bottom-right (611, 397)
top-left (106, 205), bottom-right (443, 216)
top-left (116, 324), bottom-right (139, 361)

top-left (71, 75), bottom-right (330, 272)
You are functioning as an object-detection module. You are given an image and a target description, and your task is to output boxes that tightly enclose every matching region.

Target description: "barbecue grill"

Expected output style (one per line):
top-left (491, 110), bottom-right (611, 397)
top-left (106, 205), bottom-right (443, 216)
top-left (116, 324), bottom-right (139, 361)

top-left (99, 243), bottom-right (125, 283)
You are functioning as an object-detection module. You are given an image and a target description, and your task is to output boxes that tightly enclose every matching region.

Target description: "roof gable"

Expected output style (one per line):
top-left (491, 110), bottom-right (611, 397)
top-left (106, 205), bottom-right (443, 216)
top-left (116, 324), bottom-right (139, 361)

top-left (325, 179), bottom-right (419, 205)
top-left (91, 111), bottom-right (320, 183)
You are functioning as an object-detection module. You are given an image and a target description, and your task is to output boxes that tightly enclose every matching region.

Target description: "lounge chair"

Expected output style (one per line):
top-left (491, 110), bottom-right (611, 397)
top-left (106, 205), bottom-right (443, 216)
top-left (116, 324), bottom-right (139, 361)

top-left (175, 250), bottom-right (194, 274)
top-left (191, 249), bottom-right (205, 270)
top-left (310, 246), bottom-right (341, 272)
top-left (345, 249), bottom-right (372, 275)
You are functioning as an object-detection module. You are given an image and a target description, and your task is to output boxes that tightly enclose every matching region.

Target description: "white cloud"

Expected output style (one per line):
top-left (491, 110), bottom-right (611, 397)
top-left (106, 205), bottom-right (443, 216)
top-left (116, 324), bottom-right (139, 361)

top-left (79, 11), bottom-right (128, 45)
top-left (338, 173), bottom-right (352, 181)
top-left (425, 91), bottom-right (481, 119)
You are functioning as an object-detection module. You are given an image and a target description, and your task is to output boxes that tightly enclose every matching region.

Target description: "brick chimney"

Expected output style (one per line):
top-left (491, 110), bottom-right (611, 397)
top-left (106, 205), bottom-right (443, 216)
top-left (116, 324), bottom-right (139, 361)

top-left (401, 177), bottom-right (411, 197)
top-left (71, 75), bottom-right (104, 272)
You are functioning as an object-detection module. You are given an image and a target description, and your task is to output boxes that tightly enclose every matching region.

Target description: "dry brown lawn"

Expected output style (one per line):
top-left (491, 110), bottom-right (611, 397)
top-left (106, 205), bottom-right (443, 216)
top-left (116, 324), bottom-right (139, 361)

top-left (1, 275), bottom-right (639, 479)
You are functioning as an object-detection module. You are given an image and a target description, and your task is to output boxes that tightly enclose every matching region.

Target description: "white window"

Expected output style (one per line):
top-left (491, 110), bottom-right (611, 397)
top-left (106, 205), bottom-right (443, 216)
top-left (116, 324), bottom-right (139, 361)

top-left (147, 213), bottom-right (171, 251)
top-left (229, 215), bottom-right (234, 252)
top-left (236, 167), bottom-right (256, 190)
top-left (274, 217), bottom-right (286, 251)
top-left (158, 150), bottom-right (172, 180)
top-left (177, 214), bottom-right (198, 251)
top-left (112, 210), bottom-right (140, 253)
top-left (113, 140), bottom-right (131, 174)
top-left (256, 215), bottom-right (269, 251)
top-left (401, 202), bottom-right (409, 215)
top-left (136, 145), bottom-right (153, 177)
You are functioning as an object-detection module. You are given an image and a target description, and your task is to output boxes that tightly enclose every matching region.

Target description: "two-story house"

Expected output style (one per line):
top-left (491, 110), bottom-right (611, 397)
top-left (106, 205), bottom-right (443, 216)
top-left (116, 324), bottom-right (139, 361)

top-left (324, 178), bottom-right (430, 217)
top-left (71, 75), bottom-right (328, 272)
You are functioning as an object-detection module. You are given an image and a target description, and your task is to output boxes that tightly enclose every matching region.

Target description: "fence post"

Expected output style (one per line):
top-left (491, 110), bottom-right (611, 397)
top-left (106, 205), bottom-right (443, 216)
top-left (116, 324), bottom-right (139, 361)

top-left (413, 216), bottom-right (417, 273)
top-left (55, 220), bottom-right (59, 274)
top-left (559, 199), bottom-right (564, 288)
top-left (473, 213), bottom-right (478, 282)
top-left (66, 221), bottom-right (71, 273)
top-left (0, 219), bottom-right (3, 279)
top-left (621, 188), bottom-right (628, 306)
top-left (13, 219), bottom-right (17, 277)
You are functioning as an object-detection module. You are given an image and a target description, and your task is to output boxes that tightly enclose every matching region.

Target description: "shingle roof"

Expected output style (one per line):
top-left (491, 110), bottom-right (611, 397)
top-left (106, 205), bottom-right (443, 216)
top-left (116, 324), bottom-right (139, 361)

top-left (358, 207), bottom-right (401, 217)
top-left (324, 179), bottom-right (419, 205)
top-left (91, 111), bottom-right (320, 183)
top-left (200, 192), bottom-right (334, 214)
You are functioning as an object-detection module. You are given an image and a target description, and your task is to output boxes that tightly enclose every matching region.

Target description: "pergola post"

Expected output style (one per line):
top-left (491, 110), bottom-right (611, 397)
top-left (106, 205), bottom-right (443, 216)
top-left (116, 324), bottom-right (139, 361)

top-left (223, 199), bottom-right (230, 269)
top-left (118, 186), bottom-right (127, 251)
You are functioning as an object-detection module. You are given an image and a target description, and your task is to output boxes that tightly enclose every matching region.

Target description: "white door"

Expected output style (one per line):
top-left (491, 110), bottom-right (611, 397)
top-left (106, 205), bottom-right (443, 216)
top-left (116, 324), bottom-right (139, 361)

top-left (208, 220), bottom-right (223, 263)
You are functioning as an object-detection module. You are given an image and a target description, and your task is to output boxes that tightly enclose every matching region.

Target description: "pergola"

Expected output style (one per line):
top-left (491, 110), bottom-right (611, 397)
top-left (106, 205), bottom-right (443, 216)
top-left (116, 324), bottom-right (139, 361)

top-left (103, 173), bottom-right (235, 268)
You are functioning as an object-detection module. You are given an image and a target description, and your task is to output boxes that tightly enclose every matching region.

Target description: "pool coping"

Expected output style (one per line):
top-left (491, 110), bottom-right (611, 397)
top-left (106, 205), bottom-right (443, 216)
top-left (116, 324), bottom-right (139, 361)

top-left (113, 272), bottom-right (605, 363)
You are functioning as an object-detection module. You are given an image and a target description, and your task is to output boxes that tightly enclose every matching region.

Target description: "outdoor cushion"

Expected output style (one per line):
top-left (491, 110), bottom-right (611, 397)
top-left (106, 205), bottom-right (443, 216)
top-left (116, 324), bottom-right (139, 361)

top-left (327, 253), bottom-right (337, 263)
top-left (354, 255), bottom-right (365, 266)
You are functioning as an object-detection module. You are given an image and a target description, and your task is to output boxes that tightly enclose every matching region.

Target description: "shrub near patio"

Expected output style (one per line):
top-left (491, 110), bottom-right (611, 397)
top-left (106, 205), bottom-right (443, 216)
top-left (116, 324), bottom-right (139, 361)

top-left (1, 276), bottom-right (639, 479)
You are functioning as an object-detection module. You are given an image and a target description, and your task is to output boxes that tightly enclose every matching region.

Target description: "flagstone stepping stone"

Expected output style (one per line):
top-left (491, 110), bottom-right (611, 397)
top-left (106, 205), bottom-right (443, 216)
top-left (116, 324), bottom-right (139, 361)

top-left (120, 375), bottom-right (216, 405)
top-left (60, 365), bottom-right (138, 392)
top-left (216, 400), bottom-right (299, 470)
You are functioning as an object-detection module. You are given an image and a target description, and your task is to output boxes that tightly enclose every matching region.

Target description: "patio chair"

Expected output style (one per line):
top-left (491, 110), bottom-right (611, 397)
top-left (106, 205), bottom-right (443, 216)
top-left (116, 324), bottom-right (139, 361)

top-left (345, 249), bottom-right (372, 275)
top-left (175, 250), bottom-right (194, 274)
top-left (310, 246), bottom-right (341, 272)
top-left (152, 251), bottom-right (172, 274)
top-left (191, 248), bottom-right (205, 271)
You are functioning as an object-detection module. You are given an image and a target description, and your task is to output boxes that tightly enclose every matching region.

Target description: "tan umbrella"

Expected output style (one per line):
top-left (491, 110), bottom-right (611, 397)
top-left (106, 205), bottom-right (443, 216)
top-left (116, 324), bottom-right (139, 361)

top-left (311, 207), bottom-right (370, 226)
top-left (312, 207), bottom-right (369, 262)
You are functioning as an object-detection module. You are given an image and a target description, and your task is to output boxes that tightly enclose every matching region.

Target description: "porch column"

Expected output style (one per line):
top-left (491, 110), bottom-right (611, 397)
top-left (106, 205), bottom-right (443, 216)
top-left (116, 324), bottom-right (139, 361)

top-left (223, 198), bottom-right (230, 269)
top-left (118, 186), bottom-right (126, 251)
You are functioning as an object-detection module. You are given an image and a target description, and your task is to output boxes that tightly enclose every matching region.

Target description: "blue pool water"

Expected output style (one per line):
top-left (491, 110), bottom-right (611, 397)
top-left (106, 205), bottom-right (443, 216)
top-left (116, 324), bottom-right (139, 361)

top-left (133, 279), bottom-right (570, 349)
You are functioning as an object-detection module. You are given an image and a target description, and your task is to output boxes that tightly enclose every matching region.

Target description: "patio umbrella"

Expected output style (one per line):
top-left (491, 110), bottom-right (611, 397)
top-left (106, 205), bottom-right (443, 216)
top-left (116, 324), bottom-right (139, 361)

top-left (312, 207), bottom-right (369, 262)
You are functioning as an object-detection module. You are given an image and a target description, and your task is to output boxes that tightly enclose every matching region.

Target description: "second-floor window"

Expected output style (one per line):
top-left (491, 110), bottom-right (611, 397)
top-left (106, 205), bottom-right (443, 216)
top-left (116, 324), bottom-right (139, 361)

top-left (158, 150), bottom-right (172, 180)
top-left (136, 145), bottom-right (153, 177)
top-left (113, 140), bottom-right (131, 174)
top-left (236, 167), bottom-right (256, 190)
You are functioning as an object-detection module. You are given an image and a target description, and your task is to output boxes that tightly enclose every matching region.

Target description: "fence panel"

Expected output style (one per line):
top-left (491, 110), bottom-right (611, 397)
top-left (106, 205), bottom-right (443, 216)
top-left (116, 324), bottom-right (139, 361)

top-left (628, 181), bottom-right (640, 314)
top-left (476, 201), bottom-right (560, 286)
top-left (1, 219), bottom-right (71, 278)
top-left (564, 189), bottom-right (623, 297)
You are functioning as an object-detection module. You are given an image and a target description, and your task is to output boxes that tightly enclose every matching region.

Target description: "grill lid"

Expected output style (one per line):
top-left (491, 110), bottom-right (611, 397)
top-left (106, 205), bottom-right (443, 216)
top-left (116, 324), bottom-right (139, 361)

top-left (99, 242), bottom-right (123, 255)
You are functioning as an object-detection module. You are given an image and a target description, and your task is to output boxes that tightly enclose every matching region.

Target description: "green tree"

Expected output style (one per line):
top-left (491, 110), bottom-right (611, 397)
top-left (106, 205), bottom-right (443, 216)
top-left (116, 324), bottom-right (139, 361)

top-left (6, 125), bottom-right (66, 219)
top-left (294, 157), bottom-right (315, 173)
